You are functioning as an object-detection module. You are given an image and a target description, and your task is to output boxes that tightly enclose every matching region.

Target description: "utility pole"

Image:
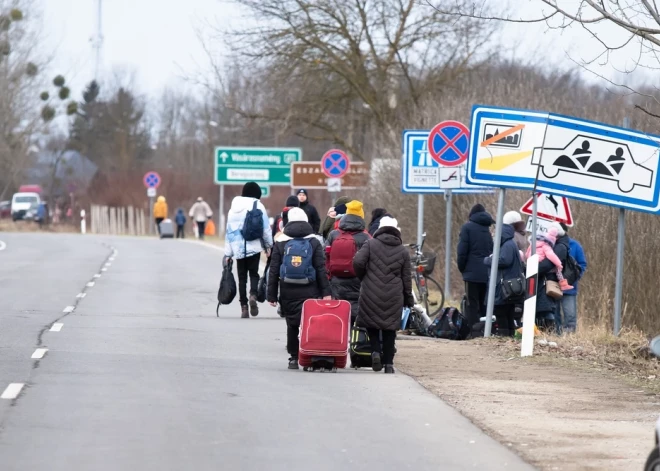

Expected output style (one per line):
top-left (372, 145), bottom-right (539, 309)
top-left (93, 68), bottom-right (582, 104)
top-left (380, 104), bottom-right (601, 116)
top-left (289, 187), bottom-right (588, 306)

top-left (93, 0), bottom-right (103, 79)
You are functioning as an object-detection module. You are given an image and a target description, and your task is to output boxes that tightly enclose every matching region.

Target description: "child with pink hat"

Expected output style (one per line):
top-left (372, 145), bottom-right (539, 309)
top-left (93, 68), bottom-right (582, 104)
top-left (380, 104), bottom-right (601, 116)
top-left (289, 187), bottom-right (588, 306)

top-left (525, 227), bottom-right (573, 291)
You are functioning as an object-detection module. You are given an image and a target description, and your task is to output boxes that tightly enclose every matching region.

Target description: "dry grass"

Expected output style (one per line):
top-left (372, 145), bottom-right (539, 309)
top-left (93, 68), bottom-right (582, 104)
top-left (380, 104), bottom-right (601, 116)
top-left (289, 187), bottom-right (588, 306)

top-left (0, 220), bottom-right (80, 234)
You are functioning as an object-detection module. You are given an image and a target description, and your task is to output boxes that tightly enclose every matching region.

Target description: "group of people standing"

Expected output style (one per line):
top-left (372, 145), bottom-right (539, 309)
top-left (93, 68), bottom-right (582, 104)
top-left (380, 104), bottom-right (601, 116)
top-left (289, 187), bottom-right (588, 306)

top-left (223, 182), bottom-right (413, 373)
top-left (457, 204), bottom-right (587, 336)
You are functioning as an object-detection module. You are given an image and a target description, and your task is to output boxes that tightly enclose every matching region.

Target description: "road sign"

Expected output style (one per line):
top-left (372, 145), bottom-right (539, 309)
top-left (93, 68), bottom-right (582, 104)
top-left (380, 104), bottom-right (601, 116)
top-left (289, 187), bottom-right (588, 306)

top-left (260, 185), bottom-right (270, 198)
top-left (321, 149), bottom-right (350, 178)
top-left (402, 130), bottom-right (492, 194)
top-left (143, 171), bottom-right (161, 189)
top-left (327, 177), bottom-right (341, 192)
top-left (520, 192), bottom-right (573, 226)
top-left (147, 187), bottom-right (157, 198)
top-left (439, 167), bottom-right (461, 189)
top-left (468, 105), bottom-right (660, 213)
top-left (291, 162), bottom-right (368, 189)
top-left (525, 217), bottom-right (557, 235)
top-left (214, 147), bottom-right (302, 186)
top-left (427, 120), bottom-right (470, 167)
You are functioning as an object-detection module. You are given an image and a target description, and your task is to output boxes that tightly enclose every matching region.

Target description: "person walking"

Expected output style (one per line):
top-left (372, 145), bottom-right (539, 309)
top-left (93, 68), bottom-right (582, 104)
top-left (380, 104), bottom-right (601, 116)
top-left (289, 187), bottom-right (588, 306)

top-left (175, 208), bottom-right (186, 239)
top-left (353, 217), bottom-right (414, 374)
top-left (367, 208), bottom-right (391, 236)
top-left (483, 215), bottom-right (525, 337)
top-left (556, 223), bottom-right (587, 333)
top-left (535, 222), bottom-right (570, 331)
top-left (225, 182), bottom-right (273, 318)
top-left (272, 195), bottom-right (299, 242)
top-left (325, 200), bottom-right (371, 322)
top-left (296, 189), bottom-right (321, 234)
top-left (321, 195), bottom-right (351, 241)
top-left (457, 204), bottom-right (494, 328)
top-left (189, 197), bottom-right (213, 240)
top-left (153, 196), bottom-right (168, 235)
top-left (267, 207), bottom-right (331, 369)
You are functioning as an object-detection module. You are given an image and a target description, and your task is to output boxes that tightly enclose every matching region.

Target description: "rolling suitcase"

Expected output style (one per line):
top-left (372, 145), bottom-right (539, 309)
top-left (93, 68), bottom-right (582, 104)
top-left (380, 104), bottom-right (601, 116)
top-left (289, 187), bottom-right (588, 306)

top-left (299, 299), bottom-right (351, 372)
top-left (159, 219), bottom-right (174, 239)
top-left (350, 324), bottom-right (374, 369)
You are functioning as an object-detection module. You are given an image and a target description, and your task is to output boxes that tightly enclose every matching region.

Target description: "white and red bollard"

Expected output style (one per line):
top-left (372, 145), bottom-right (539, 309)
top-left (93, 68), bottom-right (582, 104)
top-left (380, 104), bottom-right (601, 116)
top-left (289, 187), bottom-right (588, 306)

top-left (521, 254), bottom-right (539, 357)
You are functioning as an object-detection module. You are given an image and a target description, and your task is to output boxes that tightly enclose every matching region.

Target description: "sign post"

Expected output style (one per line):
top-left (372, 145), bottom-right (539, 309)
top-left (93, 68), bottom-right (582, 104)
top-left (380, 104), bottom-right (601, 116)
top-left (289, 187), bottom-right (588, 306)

top-left (485, 188), bottom-right (507, 337)
top-left (143, 171), bottom-right (161, 235)
top-left (614, 117), bottom-right (630, 336)
top-left (321, 149), bottom-right (350, 206)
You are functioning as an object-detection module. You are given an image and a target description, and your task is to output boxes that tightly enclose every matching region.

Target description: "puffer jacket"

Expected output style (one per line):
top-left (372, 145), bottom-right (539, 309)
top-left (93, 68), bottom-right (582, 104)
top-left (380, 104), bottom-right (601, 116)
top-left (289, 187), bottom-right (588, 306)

top-left (353, 226), bottom-right (414, 331)
top-left (153, 196), bottom-right (168, 219)
top-left (325, 214), bottom-right (371, 319)
top-left (484, 224), bottom-right (524, 306)
top-left (224, 196), bottom-right (273, 259)
top-left (189, 201), bottom-right (212, 222)
top-left (536, 234), bottom-right (570, 313)
top-left (457, 210), bottom-right (494, 283)
top-left (267, 221), bottom-right (331, 322)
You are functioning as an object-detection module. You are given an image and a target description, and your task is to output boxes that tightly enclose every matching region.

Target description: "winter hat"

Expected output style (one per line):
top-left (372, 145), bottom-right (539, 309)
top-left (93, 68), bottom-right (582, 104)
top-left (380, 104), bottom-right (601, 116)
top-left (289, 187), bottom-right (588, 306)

top-left (335, 203), bottom-right (347, 215)
top-left (469, 203), bottom-right (485, 217)
top-left (297, 189), bottom-right (308, 196)
top-left (197, 197), bottom-right (203, 202)
top-left (242, 182), bottom-right (262, 199)
top-left (550, 221), bottom-right (565, 237)
top-left (502, 211), bottom-right (522, 225)
top-left (379, 216), bottom-right (400, 230)
top-left (287, 207), bottom-right (308, 224)
top-left (346, 200), bottom-right (365, 219)
top-left (285, 195), bottom-right (299, 207)
top-left (540, 227), bottom-right (558, 245)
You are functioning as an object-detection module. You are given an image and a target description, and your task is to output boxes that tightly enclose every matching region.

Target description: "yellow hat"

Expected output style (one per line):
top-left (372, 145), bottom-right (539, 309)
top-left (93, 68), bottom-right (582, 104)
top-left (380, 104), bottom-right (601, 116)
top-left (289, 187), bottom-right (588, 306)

top-left (346, 200), bottom-right (364, 219)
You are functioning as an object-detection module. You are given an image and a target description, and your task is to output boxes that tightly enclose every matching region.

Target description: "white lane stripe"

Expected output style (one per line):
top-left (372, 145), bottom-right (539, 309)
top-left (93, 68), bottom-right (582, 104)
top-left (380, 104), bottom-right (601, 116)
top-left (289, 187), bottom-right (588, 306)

top-left (86, 282), bottom-right (95, 287)
top-left (93, 274), bottom-right (101, 278)
top-left (76, 293), bottom-right (86, 298)
top-left (50, 323), bottom-right (63, 332)
top-left (31, 348), bottom-right (48, 359)
top-left (101, 268), bottom-right (107, 272)
top-left (63, 306), bottom-right (75, 313)
top-left (1, 383), bottom-right (24, 399)
top-left (0, 240), bottom-right (6, 251)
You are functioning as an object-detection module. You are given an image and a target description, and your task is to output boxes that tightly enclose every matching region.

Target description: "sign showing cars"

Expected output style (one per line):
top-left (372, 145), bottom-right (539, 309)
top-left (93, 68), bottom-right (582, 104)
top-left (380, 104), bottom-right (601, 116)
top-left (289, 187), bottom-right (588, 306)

top-left (467, 105), bottom-right (660, 213)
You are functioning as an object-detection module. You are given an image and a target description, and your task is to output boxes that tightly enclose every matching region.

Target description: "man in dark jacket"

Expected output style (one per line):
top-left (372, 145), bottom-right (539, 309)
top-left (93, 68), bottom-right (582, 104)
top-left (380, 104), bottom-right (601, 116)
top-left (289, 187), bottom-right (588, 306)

top-left (325, 200), bottom-right (371, 321)
top-left (267, 207), bottom-right (331, 369)
top-left (484, 222), bottom-right (524, 336)
top-left (353, 217), bottom-right (414, 374)
top-left (457, 204), bottom-right (494, 327)
top-left (296, 189), bottom-right (321, 234)
top-left (536, 222), bottom-right (569, 331)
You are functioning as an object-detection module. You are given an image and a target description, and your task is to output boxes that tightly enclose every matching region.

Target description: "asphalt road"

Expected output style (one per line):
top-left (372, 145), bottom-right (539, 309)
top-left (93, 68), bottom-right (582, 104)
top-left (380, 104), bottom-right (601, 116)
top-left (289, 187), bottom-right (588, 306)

top-left (0, 232), bottom-right (534, 471)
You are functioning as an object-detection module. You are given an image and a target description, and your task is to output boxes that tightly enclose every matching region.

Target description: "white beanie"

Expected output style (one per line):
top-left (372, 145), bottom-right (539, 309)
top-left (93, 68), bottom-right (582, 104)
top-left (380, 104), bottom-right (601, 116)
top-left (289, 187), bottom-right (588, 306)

top-left (379, 216), bottom-right (400, 230)
top-left (287, 207), bottom-right (308, 223)
top-left (550, 221), bottom-right (565, 237)
top-left (502, 211), bottom-right (522, 225)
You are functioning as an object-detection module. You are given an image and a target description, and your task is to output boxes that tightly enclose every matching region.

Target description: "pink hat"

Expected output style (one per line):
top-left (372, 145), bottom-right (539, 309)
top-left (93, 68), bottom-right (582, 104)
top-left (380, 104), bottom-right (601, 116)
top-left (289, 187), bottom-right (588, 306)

top-left (542, 227), bottom-right (558, 245)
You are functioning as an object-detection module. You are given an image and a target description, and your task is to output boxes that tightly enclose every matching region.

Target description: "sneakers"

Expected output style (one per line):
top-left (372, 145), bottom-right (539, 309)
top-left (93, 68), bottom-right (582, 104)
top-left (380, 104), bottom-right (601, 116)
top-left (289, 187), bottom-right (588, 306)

top-left (384, 365), bottom-right (395, 374)
top-left (559, 279), bottom-right (574, 291)
top-left (288, 357), bottom-right (299, 369)
top-left (371, 352), bottom-right (383, 372)
top-left (249, 294), bottom-right (259, 317)
top-left (241, 305), bottom-right (249, 318)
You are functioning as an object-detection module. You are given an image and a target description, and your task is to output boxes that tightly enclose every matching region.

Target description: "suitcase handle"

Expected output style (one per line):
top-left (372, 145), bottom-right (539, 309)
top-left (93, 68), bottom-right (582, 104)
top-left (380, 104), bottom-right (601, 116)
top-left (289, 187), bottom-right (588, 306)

top-left (314, 299), bottom-right (344, 309)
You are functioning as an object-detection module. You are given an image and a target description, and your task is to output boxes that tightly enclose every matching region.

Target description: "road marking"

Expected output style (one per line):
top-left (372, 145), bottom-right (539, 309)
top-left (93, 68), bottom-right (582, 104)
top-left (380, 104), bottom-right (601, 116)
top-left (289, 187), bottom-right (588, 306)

top-left (104, 263), bottom-right (111, 267)
top-left (1, 383), bottom-right (24, 399)
top-left (101, 268), bottom-right (107, 272)
top-left (86, 282), bottom-right (95, 287)
top-left (76, 293), bottom-right (86, 298)
top-left (0, 240), bottom-right (5, 251)
top-left (93, 274), bottom-right (101, 279)
top-left (63, 306), bottom-right (75, 313)
top-left (31, 348), bottom-right (48, 359)
top-left (50, 323), bottom-right (63, 332)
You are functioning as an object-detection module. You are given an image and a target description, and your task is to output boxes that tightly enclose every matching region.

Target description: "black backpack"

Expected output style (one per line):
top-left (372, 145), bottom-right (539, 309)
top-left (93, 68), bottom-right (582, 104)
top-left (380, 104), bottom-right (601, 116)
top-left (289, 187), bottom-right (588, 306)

top-left (562, 254), bottom-right (583, 286)
top-left (427, 307), bottom-right (470, 340)
top-left (241, 201), bottom-right (264, 243)
top-left (216, 258), bottom-right (237, 316)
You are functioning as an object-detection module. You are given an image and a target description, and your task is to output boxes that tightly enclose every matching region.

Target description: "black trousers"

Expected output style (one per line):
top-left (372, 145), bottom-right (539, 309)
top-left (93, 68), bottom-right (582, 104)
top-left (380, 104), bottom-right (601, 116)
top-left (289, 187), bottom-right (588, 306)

top-left (196, 221), bottom-right (206, 240)
top-left (367, 328), bottom-right (396, 365)
top-left (155, 218), bottom-right (164, 234)
top-left (494, 304), bottom-right (516, 337)
top-left (237, 253), bottom-right (260, 306)
top-left (286, 317), bottom-right (300, 358)
top-left (176, 225), bottom-right (184, 238)
top-left (464, 281), bottom-right (487, 327)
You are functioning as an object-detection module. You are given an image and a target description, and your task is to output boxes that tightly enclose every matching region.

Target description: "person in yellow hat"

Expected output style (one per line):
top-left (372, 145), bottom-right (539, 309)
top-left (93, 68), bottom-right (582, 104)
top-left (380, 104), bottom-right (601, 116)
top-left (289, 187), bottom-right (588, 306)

top-left (153, 196), bottom-right (168, 235)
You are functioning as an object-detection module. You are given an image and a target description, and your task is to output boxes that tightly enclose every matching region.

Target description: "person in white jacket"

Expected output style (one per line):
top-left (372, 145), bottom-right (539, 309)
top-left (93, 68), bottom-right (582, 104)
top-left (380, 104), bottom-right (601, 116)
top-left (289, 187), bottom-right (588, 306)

top-left (189, 197), bottom-right (213, 240)
top-left (224, 182), bottom-right (273, 318)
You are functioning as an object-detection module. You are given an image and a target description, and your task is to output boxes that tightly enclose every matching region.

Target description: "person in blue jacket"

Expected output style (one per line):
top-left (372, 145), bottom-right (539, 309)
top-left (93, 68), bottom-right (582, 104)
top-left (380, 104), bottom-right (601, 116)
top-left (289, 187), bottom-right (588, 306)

top-left (556, 223), bottom-right (587, 333)
top-left (175, 208), bottom-right (186, 238)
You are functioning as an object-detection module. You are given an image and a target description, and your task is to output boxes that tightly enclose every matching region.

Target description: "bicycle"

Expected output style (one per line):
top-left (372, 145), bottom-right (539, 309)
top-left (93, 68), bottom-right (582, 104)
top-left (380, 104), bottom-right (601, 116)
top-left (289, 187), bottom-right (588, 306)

top-left (405, 232), bottom-right (444, 318)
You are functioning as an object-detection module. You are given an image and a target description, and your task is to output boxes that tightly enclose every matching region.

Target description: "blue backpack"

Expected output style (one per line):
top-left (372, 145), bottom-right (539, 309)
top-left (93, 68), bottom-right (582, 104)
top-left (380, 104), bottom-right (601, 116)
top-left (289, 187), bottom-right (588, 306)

top-left (241, 201), bottom-right (264, 242)
top-left (280, 238), bottom-right (316, 285)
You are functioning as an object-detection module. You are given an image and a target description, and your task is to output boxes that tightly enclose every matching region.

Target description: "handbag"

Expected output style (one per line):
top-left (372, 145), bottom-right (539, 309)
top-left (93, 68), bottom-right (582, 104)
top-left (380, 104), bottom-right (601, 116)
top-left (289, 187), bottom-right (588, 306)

top-left (257, 259), bottom-right (270, 303)
top-left (500, 277), bottom-right (525, 302)
top-left (545, 279), bottom-right (563, 299)
top-left (216, 257), bottom-right (237, 315)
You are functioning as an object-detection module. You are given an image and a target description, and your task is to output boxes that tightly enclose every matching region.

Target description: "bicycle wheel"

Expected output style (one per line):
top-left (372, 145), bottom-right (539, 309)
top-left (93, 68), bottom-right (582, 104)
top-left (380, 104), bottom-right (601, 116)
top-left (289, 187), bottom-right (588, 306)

top-left (423, 276), bottom-right (444, 318)
top-left (412, 275), bottom-right (430, 318)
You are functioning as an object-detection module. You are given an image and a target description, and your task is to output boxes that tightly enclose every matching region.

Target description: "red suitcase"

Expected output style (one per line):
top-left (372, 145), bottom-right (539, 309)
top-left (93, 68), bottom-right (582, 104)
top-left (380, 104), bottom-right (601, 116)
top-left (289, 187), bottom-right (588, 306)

top-left (299, 299), bottom-right (351, 371)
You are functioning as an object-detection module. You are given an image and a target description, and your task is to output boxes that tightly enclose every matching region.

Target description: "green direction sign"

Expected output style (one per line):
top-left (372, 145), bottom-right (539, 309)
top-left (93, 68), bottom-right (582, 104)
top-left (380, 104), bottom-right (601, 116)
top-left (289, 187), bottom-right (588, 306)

top-left (260, 185), bottom-right (270, 198)
top-left (214, 147), bottom-right (302, 186)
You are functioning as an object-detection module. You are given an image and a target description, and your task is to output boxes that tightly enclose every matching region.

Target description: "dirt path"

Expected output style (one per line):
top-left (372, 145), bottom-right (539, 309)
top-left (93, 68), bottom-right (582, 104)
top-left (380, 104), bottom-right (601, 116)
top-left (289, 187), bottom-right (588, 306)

top-left (396, 337), bottom-right (659, 471)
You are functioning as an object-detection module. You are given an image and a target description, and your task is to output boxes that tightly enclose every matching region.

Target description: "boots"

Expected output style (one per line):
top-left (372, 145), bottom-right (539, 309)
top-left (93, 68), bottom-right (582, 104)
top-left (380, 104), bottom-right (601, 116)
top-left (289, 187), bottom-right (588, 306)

top-left (241, 305), bottom-right (249, 318)
top-left (559, 279), bottom-right (574, 291)
top-left (249, 294), bottom-right (259, 317)
top-left (288, 356), bottom-right (299, 369)
top-left (371, 352), bottom-right (383, 372)
top-left (384, 365), bottom-right (395, 374)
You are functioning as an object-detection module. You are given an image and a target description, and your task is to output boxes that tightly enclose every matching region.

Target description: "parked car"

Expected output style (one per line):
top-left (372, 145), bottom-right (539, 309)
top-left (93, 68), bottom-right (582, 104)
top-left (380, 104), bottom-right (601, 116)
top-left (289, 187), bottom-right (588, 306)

top-left (11, 192), bottom-right (41, 221)
top-left (0, 201), bottom-right (10, 219)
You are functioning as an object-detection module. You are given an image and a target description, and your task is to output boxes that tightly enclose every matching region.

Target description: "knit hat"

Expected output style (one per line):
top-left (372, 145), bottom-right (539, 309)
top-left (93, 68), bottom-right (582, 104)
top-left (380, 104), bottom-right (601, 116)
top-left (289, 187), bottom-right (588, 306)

top-left (297, 189), bottom-right (308, 196)
top-left (379, 216), bottom-right (399, 230)
top-left (287, 207), bottom-right (308, 223)
top-left (469, 204), bottom-right (485, 217)
top-left (242, 182), bottom-right (262, 199)
top-left (540, 227), bottom-right (558, 245)
top-left (335, 203), bottom-right (347, 215)
top-left (346, 200), bottom-right (364, 219)
top-left (550, 221), bottom-right (565, 237)
top-left (285, 195), bottom-right (299, 207)
top-left (502, 211), bottom-right (522, 225)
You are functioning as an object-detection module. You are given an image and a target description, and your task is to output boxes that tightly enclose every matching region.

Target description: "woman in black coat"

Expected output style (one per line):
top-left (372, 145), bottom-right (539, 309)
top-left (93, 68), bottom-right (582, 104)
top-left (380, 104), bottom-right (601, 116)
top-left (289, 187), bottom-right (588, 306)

top-left (353, 217), bottom-right (414, 374)
top-left (367, 208), bottom-right (391, 236)
top-left (535, 222), bottom-right (569, 331)
top-left (267, 208), bottom-right (331, 369)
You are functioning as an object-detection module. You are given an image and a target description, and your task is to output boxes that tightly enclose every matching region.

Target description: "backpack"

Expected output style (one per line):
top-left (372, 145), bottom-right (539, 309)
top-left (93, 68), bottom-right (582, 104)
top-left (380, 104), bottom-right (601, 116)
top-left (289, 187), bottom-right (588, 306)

top-left (427, 307), bottom-right (470, 340)
top-left (562, 254), bottom-right (582, 286)
top-left (328, 230), bottom-right (358, 278)
top-left (280, 238), bottom-right (316, 285)
top-left (216, 258), bottom-right (237, 316)
top-left (240, 201), bottom-right (264, 243)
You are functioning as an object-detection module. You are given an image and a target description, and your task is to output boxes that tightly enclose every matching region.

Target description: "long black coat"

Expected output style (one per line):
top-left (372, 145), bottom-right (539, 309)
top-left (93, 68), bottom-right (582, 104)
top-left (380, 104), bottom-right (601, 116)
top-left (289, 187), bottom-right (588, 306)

top-left (326, 214), bottom-right (371, 318)
top-left (299, 201), bottom-right (321, 234)
top-left (484, 224), bottom-right (524, 306)
top-left (353, 226), bottom-right (414, 331)
top-left (536, 234), bottom-right (570, 314)
top-left (267, 221), bottom-right (331, 322)
top-left (457, 210), bottom-right (494, 283)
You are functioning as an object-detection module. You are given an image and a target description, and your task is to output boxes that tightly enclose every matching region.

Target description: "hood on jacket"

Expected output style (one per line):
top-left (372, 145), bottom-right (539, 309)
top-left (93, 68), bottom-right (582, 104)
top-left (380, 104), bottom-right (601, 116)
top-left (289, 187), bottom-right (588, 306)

top-left (370, 208), bottom-right (388, 225)
top-left (157, 196), bottom-right (166, 203)
top-left (283, 220), bottom-right (314, 239)
top-left (470, 211), bottom-right (494, 226)
top-left (229, 196), bottom-right (259, 214)
top-left (500, 224), bottom-right (515, 244)
top-left (176, 208), bottom-right (184, 214)
top-left (373, 225), bottom-right (402, 246)
top-left (469, 204), bottom-right (485, 217)
top-left (338, 214), bottom-right (365, 232)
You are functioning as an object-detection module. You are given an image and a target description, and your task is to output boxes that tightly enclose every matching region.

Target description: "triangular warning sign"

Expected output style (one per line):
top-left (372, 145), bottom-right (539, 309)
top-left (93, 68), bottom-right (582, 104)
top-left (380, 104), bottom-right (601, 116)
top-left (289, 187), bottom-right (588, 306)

top-left (520, 192), bottom-right (573, 226)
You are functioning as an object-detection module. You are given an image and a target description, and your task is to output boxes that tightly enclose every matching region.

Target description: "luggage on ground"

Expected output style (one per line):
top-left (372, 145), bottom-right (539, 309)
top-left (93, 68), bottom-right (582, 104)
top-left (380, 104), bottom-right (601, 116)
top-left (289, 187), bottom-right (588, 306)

top-left (216, 257), bottom-right (237, 315)
top-left (427, 306), bottom-right (470, 340)
top-left (299, 299), bottom-right (351, 371)
top-left (159, 219), bottom-right (174, 239)
top-left (350, 324), bottom-right (373, 368)
top-left (470, 315), bottom-right (498, 338)
top-left (205, 219), bottom-right (216, 236)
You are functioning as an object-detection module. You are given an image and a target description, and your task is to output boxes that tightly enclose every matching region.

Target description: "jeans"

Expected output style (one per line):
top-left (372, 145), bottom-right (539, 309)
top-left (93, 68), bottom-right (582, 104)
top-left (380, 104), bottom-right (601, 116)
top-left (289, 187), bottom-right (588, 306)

top-left (286, 317), bottom-right (300, 358)
top-left (367, 328), bottom-right (396, 365)
top-left (176, 225), bottom-right (185, 238)
top-left (196, 221), bottom-right (206, 240)
top-left (464, 281), bottom-right (487, 327)
top-left (237, 253), bottom-right (260, 306)
top-left (558, 295), bottom-right (577, 333)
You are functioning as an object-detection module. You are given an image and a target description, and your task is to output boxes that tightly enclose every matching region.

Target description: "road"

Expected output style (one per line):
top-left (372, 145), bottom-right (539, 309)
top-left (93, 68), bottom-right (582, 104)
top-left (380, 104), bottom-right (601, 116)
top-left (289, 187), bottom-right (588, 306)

top-left (0, 232), bottom-right (534, 471)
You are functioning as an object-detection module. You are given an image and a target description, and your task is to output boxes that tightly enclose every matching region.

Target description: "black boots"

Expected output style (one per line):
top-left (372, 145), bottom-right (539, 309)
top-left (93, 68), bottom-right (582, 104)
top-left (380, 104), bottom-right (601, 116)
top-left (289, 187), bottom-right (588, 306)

top-left (384, 365), bottom-right (395, 374)
top-left (241, 305), bottom-right (249, 318)
top-left (249, 294), bottom-right (259, 317)
top-left (371, 352), bottom-right (383, 372)
top-left (288, 357), bottom-right (299, 369)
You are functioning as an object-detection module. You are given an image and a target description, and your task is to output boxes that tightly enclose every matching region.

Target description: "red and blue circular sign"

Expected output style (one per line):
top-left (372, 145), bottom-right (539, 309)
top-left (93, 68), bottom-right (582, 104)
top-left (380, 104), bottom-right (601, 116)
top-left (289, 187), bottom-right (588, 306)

top-left (143, 171), bottom-right (161, 189)
top-left (321, 149), bottom-right (350, 178)
top-left (427, 120), bottom-right (470, 167)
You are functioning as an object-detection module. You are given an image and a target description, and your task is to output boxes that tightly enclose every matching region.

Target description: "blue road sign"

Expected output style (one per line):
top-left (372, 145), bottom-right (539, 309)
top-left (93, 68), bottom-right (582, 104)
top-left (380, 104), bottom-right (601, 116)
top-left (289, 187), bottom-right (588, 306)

top-left (428, 120), bottom-right (470, 167)
top-left (402, 130), bottom-right (492, 194)
top-left (468, 105), bottom-right (660, 213)
top-left (143, 171), bottom-right (161, 189)
top-left (321, 149), bottom-right (350, 178)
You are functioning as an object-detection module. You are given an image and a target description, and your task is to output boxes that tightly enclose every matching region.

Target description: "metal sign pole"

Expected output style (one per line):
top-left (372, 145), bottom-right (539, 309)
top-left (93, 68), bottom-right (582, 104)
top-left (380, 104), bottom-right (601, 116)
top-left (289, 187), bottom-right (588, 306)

top-left (149, 196), bottom-right (154, 235)
top-left (444, 189), bottom-right (453, 300)
top-left (614, 116), bottom-right (629, 335)
top-left (219, 184), bottom-right (225, 237)
top-left (531, 192), bottom-right (538, 254)
top-left (485, 188), bottom-right (506, 337)
top-left (417, 194), bottom-right (424, 247)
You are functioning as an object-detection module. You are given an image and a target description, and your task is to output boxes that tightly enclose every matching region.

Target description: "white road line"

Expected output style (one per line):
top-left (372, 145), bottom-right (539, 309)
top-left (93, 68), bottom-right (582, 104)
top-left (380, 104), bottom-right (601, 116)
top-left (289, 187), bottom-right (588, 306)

top-left (101, 268), bottom-right (107, 272)
top-left (0, 240), bottom-right (6, 251)
top-left (104, 263), bottom-right (111, 267)
top-left (1, 383), bottom-right (24, 399)
top-left (93, 274), bottom-right (101, 279)
top-left (50, 323), bottom-right (63, 332)
top-left (76, 293), bottom-right (86, 298)
top-left (31, 348), bottom-right (48, 359)
top-left (63, 306), bottom-right (75, 313)
top-left (86, 282), bottom-right (95, 287)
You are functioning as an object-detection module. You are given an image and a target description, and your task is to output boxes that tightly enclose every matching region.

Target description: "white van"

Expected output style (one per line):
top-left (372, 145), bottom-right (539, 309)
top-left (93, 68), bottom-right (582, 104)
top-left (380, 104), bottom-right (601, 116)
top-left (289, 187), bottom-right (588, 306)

top-left (11, 192), bottom-right (41, 221)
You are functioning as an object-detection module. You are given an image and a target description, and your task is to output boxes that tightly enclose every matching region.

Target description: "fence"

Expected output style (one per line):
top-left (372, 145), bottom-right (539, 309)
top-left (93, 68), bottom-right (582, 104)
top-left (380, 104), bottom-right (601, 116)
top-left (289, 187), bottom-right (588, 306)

top-left (89, 205), bottom-right (149, 236)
